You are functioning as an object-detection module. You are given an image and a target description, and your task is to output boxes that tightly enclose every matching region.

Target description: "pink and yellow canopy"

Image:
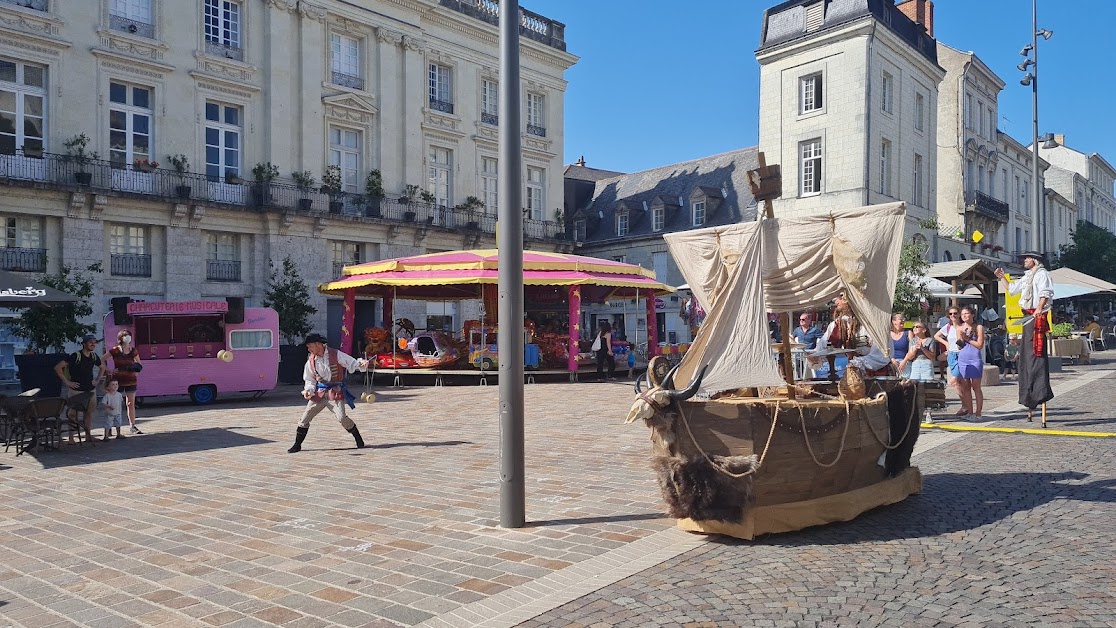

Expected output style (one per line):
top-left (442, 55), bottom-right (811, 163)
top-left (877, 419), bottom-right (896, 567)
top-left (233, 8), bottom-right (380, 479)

top-left (318, 249), bottom-right (673, 301)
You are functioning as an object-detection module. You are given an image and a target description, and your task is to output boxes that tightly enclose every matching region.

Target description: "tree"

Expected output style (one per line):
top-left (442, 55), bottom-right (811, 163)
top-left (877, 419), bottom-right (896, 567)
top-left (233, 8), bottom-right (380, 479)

top-left (893, 238), bottom-right (930, 319)
top-left (1054, 220), bottom-right (1116, 284)
top-left (12, 262), bottom-right (102, 353)
top-left (263, 256), bottom-right (318, 345)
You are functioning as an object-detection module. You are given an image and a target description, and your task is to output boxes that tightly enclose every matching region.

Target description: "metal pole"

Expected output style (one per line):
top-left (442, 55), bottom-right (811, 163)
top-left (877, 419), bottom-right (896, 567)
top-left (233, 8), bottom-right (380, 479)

top-left (1031, 0), bottom-right (1043, 255)
top-left (498, 0), bottom-right (525, 528)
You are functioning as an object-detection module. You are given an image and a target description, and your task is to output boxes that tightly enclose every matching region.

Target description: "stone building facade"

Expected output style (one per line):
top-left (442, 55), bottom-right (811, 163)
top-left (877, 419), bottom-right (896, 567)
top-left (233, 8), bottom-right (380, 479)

top-left (0, 0), bottom-right (575, 346)
top-left (1038, 135), bottom-right (1116, 237)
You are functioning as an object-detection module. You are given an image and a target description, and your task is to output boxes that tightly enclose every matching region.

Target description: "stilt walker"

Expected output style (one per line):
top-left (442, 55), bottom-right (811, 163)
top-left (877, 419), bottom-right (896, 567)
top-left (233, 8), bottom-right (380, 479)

top-left (995, 251), bottom-right (1054, 427)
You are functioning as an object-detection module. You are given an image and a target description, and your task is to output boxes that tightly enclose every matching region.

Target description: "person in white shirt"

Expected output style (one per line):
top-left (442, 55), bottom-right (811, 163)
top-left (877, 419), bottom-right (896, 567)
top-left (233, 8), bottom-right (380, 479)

top-left (100, 379), bottom-right (125, 441)
top-left (288, 333), bottom-right (371, 453)
top-left (995, 252), bottom-right (1055, 415)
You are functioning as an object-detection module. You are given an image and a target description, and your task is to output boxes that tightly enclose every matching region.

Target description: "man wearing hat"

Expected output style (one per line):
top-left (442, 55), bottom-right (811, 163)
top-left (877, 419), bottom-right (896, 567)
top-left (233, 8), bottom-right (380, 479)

top-left (54, 334), bottom-right (106, 443)
top-left (995, 251), bottom-right (1055, 416)
top-left (288, 333), bottom-right (371, 453)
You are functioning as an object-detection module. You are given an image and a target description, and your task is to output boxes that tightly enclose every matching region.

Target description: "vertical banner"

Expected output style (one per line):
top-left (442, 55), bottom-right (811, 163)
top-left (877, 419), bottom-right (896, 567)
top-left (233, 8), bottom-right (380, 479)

top-left (341, 288), bottom-right (356, 355)
top-left (646, 294), bottom-right (658, 357)
top-left (382, 292), bottom-right (394, 329)
top-left (568, 285), bottom-right (581, 373)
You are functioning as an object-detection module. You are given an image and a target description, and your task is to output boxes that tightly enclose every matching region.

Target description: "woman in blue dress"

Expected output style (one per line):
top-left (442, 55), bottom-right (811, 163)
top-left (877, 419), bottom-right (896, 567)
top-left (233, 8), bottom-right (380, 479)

top-left (955, 306), bottom-right (986, 420)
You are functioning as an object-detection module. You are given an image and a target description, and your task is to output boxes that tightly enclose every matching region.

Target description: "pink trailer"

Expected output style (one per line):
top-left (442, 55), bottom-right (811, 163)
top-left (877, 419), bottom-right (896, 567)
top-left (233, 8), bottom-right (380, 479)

top-left (103, 300), bottom-right (279, 404)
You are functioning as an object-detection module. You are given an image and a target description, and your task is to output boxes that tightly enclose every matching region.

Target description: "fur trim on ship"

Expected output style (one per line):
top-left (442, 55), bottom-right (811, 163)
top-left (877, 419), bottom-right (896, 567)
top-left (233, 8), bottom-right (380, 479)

top-left (653, 454), bottom-right (758, 523)
top-left (884, 381), bottom-right (919, 477)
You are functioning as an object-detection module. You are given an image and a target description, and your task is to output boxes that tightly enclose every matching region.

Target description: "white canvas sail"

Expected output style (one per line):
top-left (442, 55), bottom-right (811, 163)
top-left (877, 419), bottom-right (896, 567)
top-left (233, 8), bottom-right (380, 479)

top-left (665, 202), bottom-right (906, 393)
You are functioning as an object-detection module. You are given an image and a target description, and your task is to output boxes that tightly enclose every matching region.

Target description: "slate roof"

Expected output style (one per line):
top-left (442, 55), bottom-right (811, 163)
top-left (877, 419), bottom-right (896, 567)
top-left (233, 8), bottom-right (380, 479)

top-left (563, 164), bottom-right (626, 183)
top-left (759, 0), bottom-right (937, 64)
top-left (575, 147), bottom-right (759, 244)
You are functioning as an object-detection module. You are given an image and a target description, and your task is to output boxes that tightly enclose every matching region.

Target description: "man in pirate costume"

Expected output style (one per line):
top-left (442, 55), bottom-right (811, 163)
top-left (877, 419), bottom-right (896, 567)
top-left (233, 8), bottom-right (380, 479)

top-left (995, 251), bottom-right (1054, 420)
top-left (288, 333), bottom-right (371, 453)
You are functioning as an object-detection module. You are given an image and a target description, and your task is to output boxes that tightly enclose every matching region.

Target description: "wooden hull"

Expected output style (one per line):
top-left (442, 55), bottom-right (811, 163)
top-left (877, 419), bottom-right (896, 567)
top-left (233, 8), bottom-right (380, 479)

top-left (650, 386), bottom-right (921, 539)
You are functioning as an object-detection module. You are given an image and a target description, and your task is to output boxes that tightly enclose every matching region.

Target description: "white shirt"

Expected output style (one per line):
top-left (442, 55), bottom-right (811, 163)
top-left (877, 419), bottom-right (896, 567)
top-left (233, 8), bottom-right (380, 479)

top-left (1004, 265), bottom-right (1054, 310)
top-left (302, 349), bottom-right (367, 394)
top-left (101, 391), bottom-right (123, 416)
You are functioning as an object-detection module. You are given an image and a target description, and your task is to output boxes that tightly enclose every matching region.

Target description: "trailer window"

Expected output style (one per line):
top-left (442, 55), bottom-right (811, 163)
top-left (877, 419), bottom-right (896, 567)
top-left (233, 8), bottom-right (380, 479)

top-left (230, 329), bottom-right (273, 350)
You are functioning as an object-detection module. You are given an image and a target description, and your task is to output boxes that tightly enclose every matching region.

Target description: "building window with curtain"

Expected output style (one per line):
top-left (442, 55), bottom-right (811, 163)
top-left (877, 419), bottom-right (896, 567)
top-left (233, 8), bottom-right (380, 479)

top-left (799, 138), bottom-right (822, 195)
top-left (525, 167), bottom-right (544, 220)
top-left (328, 126), bottom-right (361, 193)
top-left (330, 33), bottom-right (362, 90)
top-left (428, 63), bottom-right (453, 114)
top-left (481, 157), bottom-right (498, 215)
top-left (205, 101), bottom-right (240, 180)
top-left (481, 79), bottom-right (498, 125)
top-left (206, 232), bottom-right (241, 282)
top-left (0, 58), bottom-right (46, 157)
top-left (109, 224), bottom-right (150, 277)
top-left (109, 82), bottom-right (152, 169)
top-left (110, 0), bottom-right (153, 38)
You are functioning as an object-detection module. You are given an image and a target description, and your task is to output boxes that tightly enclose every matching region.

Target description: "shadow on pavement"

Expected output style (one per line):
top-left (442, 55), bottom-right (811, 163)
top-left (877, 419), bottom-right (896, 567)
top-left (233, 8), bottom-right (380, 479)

top-left (371, 440), bottom-right (473, 449)
top-left (717, 471), bottom-right (1116, 547)
top-left (23, 427), bottom-right (272, 468)
top-left (526, 512), bottom-right (668, 527)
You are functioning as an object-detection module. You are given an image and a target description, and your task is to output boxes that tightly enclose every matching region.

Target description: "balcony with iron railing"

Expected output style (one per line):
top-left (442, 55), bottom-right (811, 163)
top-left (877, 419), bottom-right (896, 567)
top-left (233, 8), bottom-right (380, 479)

top-left (481, 112), bottom-right (498, 125)
top-left (110, 253), bottom-right (152, 277)
top-left (0, 150), bottom-right (569, 242)
top-left (205, 40), bottom-right (244, 62)
top-left (206, 259), bottom-right (241, 282)
top-left (0, 247), bottom-right (46, 272)
top-left (526, 124), bottom-right (547, 138)
top-left (109, 13), bottom-right (154, 38)
top-left (438, 0), bottom-right (566, 52)
top-left (429, 98), bottom-right (455, 114)
top-left (1, 0), bottom-right (48, 11)
top-left (331, 71), bottom-right (364, 91)
top-left (966, 190), bottom-right (1010, 223)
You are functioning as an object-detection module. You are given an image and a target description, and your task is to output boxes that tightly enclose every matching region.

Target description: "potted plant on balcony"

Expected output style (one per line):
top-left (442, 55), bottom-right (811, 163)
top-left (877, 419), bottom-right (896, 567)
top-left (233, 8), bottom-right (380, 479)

top-left (168, 153), bottom-right (192, 199)
top-left (400, 184), bottom-right (420, 221)
top-left (20, 143), bottom-right (44, 159)
top-left (251, 161), bottom-right (279, 206)
top-left (554, 207), bottom-right (567, 240)
top-left (63, 133), bottom-right (98, 185)
top-left (321, 165), bottom-right (344, 214)
top-left (364, 169), bottom-right (384, 218)
top-left (420, 190), bottom-right (438, 224)
top-left (134, 158), bottom-right (158, 173)
top-left (12, 262), bottom-right (102, 397)
top-left (456, 196), bottom-right (483, 230)
top-left (263, 256), bottom-right (318, 385)
top-left (292, 170), bottom-right (316, 212)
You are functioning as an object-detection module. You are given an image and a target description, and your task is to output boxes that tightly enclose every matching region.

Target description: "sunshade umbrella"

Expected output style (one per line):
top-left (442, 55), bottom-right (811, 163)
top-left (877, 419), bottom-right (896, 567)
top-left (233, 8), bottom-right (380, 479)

top-left (0, 270), bottom-right (79, 307)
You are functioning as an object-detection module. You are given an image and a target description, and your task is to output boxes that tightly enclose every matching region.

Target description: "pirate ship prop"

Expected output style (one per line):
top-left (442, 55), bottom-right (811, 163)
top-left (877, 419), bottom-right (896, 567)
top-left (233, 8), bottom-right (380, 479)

top-left (626, 163), bottom-right (923, 540)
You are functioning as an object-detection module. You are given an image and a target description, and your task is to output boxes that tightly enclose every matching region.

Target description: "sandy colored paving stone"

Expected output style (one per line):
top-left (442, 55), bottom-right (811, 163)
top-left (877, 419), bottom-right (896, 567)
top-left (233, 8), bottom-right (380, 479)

top-left (309, 586), bottom-right (360, 603)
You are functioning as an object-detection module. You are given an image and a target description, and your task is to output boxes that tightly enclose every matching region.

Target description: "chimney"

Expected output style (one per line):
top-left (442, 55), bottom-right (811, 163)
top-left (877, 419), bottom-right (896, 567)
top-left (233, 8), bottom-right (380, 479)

top-left (896, 0), bottom-right (934, 38)
top-left (575, 155), bottom-right (586, 167)
top-left (1053, 134), bottom-right (1065, 146)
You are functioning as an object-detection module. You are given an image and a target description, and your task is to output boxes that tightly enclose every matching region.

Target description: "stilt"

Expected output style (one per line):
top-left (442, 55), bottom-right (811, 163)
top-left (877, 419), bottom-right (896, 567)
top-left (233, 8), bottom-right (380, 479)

top-left (1027, 408), bottom-right (1033, 422)
top-left (1041, 402), bottom-right (1047, 429)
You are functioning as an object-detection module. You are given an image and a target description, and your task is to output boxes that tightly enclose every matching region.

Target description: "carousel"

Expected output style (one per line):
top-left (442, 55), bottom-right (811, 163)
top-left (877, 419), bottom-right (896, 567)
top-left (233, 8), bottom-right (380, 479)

top-left (318, 249), bottom-right (674, 379)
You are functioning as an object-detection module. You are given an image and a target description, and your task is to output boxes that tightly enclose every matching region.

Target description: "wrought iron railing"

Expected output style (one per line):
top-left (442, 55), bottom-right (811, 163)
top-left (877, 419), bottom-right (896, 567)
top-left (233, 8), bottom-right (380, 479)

top-left (437, 0), bottom-right (566, 51)
top-left (429, 98), bottom-right (454, 114)
top-left (206, 259), bottom-right (241, 282)
top-left (0, 150), bottom-right (569, 241)
top-left (205, 40), bottom-right (244, 62)
top-left (109, 14), bottom-right (154, 38)
top-left (331, 71), bottom-right (364, 91)
top-left (966, 190), bottom-right (1010, 222)
top-left (526, 124), bottom-right (547, 137)
top-left (481, 112), bottom-right (498, 125)
top-left (110, 253), bottom-right (152, 277)
top-left (0, 247), bottom-right (46, 272)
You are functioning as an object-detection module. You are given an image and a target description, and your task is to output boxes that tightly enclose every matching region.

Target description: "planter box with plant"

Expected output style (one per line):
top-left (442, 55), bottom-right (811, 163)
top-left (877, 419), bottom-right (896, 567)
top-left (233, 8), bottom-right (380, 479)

top-left (321, 165), bottom-right (344, 213)
top-left (251, 162), bottom-right (279, 207)
top-left (12, 262), bottom-right (102, 397)
top-left (263, 256), bottom-right (318, 384)
top-left (554, 207), bottom-right (567, 239)
top-left (168, 153), bottom-right (192, 199)
top-left (134, 158), bottom-right (158, 173)
top-left (292, 170), bottom-right (316, 211)
top-left (456, 196), bottom-right (484, 230)
top-left (364, 169), bottom-right (384, 217)
top-left (63, 133), bottom-right (98, 185)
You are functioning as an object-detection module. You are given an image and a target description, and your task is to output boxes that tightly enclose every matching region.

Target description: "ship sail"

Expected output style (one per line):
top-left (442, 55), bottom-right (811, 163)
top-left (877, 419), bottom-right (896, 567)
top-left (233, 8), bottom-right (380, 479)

top-left (664, 202), bottom-right (907, 394)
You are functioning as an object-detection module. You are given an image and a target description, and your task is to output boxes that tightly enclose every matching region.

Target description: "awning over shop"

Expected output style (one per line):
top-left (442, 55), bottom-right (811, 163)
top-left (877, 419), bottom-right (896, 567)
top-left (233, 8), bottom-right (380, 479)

top-left (1049, 267), bottom-right (1116, 298)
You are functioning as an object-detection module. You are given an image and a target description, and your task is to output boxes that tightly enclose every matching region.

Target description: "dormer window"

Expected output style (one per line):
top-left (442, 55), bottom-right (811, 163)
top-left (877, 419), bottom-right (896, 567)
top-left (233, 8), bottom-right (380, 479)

top-left (652, 206), bottom-right (664, 231)
top-left (691, 201), bottom-right (705, 226)
top-left (574, 218), bottom-right (586, 241)
top-left (617, 212), bottom-right (629, 237)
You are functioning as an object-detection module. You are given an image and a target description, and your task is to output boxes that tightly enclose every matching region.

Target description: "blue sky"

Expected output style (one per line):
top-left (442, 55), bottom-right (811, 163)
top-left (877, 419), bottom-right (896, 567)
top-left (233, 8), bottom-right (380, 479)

top-left (535, 0), bottom-right (1112, 174)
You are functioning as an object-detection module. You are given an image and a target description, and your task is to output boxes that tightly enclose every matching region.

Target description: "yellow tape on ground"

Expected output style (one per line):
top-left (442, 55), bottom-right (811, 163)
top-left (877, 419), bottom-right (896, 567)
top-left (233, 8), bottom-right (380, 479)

top-left (920, 423), bottom-right (1116, 438)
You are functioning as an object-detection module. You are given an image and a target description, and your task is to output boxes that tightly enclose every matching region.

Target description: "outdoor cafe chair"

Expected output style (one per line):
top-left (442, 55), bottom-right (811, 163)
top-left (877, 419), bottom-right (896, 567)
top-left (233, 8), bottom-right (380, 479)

top-left (10, 397), bottom-right (66, 456)
top-left (1, 388), bottom-right (39, 453)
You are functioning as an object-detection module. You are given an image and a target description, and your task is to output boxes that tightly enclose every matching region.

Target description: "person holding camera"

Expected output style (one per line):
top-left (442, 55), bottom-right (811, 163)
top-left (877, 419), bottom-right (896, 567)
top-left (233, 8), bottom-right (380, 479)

top-left (105, 329), bottom-right (143, 434)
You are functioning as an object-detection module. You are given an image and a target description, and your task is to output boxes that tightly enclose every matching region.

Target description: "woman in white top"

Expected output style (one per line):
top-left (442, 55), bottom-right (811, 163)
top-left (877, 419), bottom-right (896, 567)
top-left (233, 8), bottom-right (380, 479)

top-left (933, 307), bottom-right (967, 416)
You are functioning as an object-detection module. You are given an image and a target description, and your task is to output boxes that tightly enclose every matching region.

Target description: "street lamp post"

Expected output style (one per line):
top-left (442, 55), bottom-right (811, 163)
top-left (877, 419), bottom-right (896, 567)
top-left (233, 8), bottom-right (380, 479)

top-left (1018, 0), bottom-right (1053, 256)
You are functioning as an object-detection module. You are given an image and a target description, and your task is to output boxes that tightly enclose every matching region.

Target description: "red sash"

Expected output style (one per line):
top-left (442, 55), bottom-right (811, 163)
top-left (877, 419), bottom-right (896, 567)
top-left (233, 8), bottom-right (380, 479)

top-left (1023, 308), bottom-right (1048, 357)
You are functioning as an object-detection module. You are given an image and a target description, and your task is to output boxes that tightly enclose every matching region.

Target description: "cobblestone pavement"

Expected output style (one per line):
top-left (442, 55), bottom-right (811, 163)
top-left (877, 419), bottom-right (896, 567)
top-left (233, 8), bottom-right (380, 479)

top-left (0, 357), bottom-right (1112, 628)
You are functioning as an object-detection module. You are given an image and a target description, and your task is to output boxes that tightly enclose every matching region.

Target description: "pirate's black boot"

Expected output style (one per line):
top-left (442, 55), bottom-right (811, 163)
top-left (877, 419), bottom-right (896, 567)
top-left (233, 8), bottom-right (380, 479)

top-left (287, 427), bottom-right (308, 453)
top-left (347, 425), bottom-right (365, 449)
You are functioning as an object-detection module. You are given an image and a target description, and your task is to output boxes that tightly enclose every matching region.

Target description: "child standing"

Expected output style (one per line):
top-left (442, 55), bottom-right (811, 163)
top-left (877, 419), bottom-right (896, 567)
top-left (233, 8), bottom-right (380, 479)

top-left (627, 347), bottom-right (636, 379)
top-left (101, 379), bottom-right (125, 441)
top-left (1003, 335), bottom-right (1021, 380)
